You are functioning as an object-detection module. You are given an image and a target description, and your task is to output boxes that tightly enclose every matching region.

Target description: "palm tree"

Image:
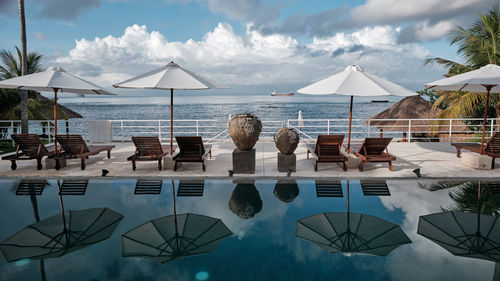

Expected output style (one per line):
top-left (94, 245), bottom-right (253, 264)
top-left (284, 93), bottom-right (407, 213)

top-left (0, 47), bottom-right (43, 79)
top-left (18, 0), bottom-right (28, 133)
top-left (0, 48), bottom-right (82, 138)
top-left (425, 4), bottom-right (500, 120)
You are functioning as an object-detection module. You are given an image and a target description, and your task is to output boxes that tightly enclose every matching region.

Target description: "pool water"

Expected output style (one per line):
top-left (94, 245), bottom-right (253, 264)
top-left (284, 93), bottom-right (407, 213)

top-left (0, 178), bottom-right (498, 281)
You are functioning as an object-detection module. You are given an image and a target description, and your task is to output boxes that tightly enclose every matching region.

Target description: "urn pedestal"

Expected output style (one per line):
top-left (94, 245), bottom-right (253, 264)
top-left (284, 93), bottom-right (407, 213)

top-left (232, 149), bottom-right (256, 174)
top-left (277, 152), bottom-right (296, 172)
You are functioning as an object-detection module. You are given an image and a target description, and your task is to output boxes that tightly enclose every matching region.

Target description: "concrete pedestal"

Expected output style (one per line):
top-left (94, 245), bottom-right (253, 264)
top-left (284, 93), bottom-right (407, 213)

top-left (232, 149), bottom-right (255, 174)
top-left (162, 155), bottom-right (181, 170)
top-left (45, 158), bottom-right (66, 169)
top-left (277, 153), bottom-right (296, 172)
top-left (345, 153), bottom-right (360, 169)
top-left (460, 152), bottom-right (493, 170)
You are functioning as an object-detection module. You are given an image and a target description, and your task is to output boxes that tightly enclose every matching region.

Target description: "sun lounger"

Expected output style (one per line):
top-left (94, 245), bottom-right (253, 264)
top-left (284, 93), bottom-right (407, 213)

top-left (127, 136), bottom-right (171, 170)
top-left (451, 132), bottom-right (500, 168)
top-left (349, 137), bottom-right (395, 171)
top-left (54, 134), bottom-right (115, 170)
top-left (306, 135), bottom-right (347, 171)
top-left (173, 136), bottom-right (212, 172)
top-left (2, 134), bottom-right (55, 170)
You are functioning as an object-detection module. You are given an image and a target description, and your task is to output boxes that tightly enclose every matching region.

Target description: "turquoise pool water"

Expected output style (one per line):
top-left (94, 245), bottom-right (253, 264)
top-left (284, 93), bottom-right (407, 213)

top-left (0, 178), bottom-right (497, 281)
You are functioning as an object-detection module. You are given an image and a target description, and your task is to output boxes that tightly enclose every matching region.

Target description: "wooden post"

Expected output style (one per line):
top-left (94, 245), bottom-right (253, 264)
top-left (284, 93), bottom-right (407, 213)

top-left (480, 86), bottom-right (493, 155)
top-left (379, 129), bottom-right (383, 138)
top-left (170, 89), bottom-right (174, 154)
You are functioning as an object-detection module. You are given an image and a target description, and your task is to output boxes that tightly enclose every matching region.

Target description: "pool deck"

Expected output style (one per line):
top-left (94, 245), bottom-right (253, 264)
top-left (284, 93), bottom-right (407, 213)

top-left (0, 141), bottom-right (499, 179)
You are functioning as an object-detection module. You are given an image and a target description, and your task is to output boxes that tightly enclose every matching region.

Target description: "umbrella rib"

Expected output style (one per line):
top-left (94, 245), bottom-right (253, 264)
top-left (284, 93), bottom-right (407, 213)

top-left (481, 215), bottom-right (499, 247)
top-left (187, 218), bottom-right (223, 246)
top-left (123, 235), bottom-right (174, 255)
top-left (73, 208), bottom-right (107, 242)
top-left (419, 216), bottom-right (459, 241)
top-left (297, 219), bottom-right (337, 244)
top-left (324, 213), bottom-right (342, 238)
top-left (176, 232), bottom-right (233, 253)
top-left (360, 225), bottom-right (401, 247)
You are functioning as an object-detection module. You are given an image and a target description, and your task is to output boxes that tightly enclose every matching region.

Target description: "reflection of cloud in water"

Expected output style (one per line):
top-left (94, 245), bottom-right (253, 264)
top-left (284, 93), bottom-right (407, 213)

top-left (383, 180), bottom-right (494, 281)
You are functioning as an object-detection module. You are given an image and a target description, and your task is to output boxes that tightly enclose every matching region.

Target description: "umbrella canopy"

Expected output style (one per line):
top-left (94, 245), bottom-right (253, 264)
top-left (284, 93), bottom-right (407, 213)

top-left (122, 213), bottom-right (232, 263)
top-left (113, 61), bottom-right (228, 154)
top-left (296, 212), bottom-right (411, 256)
top-left (297, 65), bottom-right (415, 149)
top-left (0, 207), bottom-right (123, 262)
top-left (417, 211), bottom-right (500, 262)
top-left (425, 64), bottom-right (500, 154)
top-left (0, 66), bottom-right (114, 152)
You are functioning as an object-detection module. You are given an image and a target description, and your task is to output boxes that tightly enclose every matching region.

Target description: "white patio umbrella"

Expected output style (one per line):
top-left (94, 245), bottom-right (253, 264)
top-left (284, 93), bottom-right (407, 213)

top-left (297, 65), bottom-right (415, 150)
top-left (113, 62), bottom-right (229, 154)
top-left (0, 66), bottom-right (115, 152)
top-left (425, 64), bottom-right (500, 154)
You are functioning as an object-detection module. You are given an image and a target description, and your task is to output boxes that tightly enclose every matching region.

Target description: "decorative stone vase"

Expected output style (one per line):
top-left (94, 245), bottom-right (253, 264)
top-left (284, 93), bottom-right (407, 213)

top-left (274, 180), bottom-right (299, 203)
top-left (228, 113), bottom-right (262, 151)
top-left (228, 183), bottom-right (262, 219)
top-left (274, 128), bottom-right (299, 155)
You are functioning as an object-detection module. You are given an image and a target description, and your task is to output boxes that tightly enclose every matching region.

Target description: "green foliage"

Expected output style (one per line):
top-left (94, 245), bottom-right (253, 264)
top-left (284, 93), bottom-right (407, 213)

top-left (419, 181), bottom-right (500, 215)
top-left (417, 89), bottom-right (441, 107)
top-left (0, 46), bottom-right (43, 79)
top-left (424, 3), bottom-right (500, 118)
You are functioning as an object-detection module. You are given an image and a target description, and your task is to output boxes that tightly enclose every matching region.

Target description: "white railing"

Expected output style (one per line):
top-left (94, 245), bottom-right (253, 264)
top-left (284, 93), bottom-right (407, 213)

top-left (1, 118), bottom-right (498, 143)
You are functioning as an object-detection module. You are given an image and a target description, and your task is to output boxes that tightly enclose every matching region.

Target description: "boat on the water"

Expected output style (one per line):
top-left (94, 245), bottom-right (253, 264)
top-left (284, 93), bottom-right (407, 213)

top-left (271, 91), bottom-right (294, 96)
top-left (371, 100), bottom-right (389, 103)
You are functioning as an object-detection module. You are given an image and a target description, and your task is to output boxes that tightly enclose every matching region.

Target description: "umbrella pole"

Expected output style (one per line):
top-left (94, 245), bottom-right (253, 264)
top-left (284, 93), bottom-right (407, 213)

top-left (347, 96), bottom-right (353, 151)
top-left (172, 180), bottom-right (179, 251)
top-left (170, 89), bottom-right (174, 155)
top-left (480, 86), bottom-right (492, 155)
top-left (53, 89), bottom-right (59, 153)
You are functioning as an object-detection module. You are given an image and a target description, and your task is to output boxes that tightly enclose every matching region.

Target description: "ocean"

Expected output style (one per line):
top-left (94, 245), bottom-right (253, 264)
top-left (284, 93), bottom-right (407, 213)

top-left (58, 93), bottom-right (401, 121)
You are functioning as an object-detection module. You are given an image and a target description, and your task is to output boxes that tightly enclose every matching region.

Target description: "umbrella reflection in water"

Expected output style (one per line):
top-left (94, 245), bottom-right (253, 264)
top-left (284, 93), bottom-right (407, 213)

top-left (417, 181), bottom-right (500, 262)
top-left (121, 180), bottom-right (233, 263)
top-left (0, 180), bottom-right (124, 262)
top-left (296, 180), bottom-right (411, 256)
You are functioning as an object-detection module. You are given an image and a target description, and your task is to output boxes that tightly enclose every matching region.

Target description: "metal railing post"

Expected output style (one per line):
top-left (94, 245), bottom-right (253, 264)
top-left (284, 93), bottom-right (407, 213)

top-left (367, 119), bottom-right (371, 137)
top-left (121, 120), bottom-right (124, 143)
top-left (490, 118), bottom-right (494, 137)
top-left (449, 119), bottom-right (453, 143)
top-left (158, 120), bottom-right (162, 140)
top-left (196, 120), bottom-right (199, 136)
top-left (327, 120), bottom-right (330, 135)
top-left (287, 120), bottom-right (290, 128)
top-left (408, 119), bottom-right (412, 142)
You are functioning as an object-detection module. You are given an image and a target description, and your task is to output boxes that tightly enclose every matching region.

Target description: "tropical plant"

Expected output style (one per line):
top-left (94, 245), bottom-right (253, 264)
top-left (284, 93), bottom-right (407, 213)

top-left (419, 181), bottom-right (500, 215)
top-left (0, 46), bottom-right (43, 79)
top-left (424, 3), bottom-right (500, 119)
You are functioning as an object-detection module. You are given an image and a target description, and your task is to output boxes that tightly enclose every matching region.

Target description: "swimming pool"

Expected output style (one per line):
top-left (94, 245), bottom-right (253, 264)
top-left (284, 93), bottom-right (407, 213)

top-left (0, 178), bottom-right (498, 281)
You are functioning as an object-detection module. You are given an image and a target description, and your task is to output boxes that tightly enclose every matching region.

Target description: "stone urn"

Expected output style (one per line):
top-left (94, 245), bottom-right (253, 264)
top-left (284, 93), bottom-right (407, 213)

top-left (228, 183), bottom-right (262, 219)
top-left (228, 113), bottom-right (262, 151)
top-left (274, 128), bottom-right (299, 155)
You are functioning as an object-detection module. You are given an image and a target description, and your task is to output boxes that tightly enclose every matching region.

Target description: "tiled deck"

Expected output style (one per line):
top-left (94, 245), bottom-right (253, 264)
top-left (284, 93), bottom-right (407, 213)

top-left (0, 141), bottom-right (498, 179)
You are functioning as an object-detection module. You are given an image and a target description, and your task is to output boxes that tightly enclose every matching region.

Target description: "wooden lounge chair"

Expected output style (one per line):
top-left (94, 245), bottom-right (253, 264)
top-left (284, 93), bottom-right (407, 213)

top-left (451, 132), bottom-right (500, 168)
top-left (350, 137), bottom-right (395, 171)
top-left (173, 136), bottom-right (212, 172)
top-left (128, 136), bottom-right (171, 171)
top-left (2, 134), bottom-right (54, 170)
top-left (306, 135), bottom-right (347, 171)
top-left (54, 134), bottom-right (115, 170)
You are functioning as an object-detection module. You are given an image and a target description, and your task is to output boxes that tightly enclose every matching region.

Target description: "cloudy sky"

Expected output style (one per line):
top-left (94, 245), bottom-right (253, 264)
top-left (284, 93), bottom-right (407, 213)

top-left (0, 0), bottom-right (493, 93)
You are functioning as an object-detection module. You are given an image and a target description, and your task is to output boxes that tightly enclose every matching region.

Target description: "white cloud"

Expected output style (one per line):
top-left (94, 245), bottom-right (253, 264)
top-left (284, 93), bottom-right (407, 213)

top-left (54, 22), bottom-right (441, 90)
top-left (34, 32), bottom-right (46, 40)
top-left (351, 0), bottom-right (485, 25)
